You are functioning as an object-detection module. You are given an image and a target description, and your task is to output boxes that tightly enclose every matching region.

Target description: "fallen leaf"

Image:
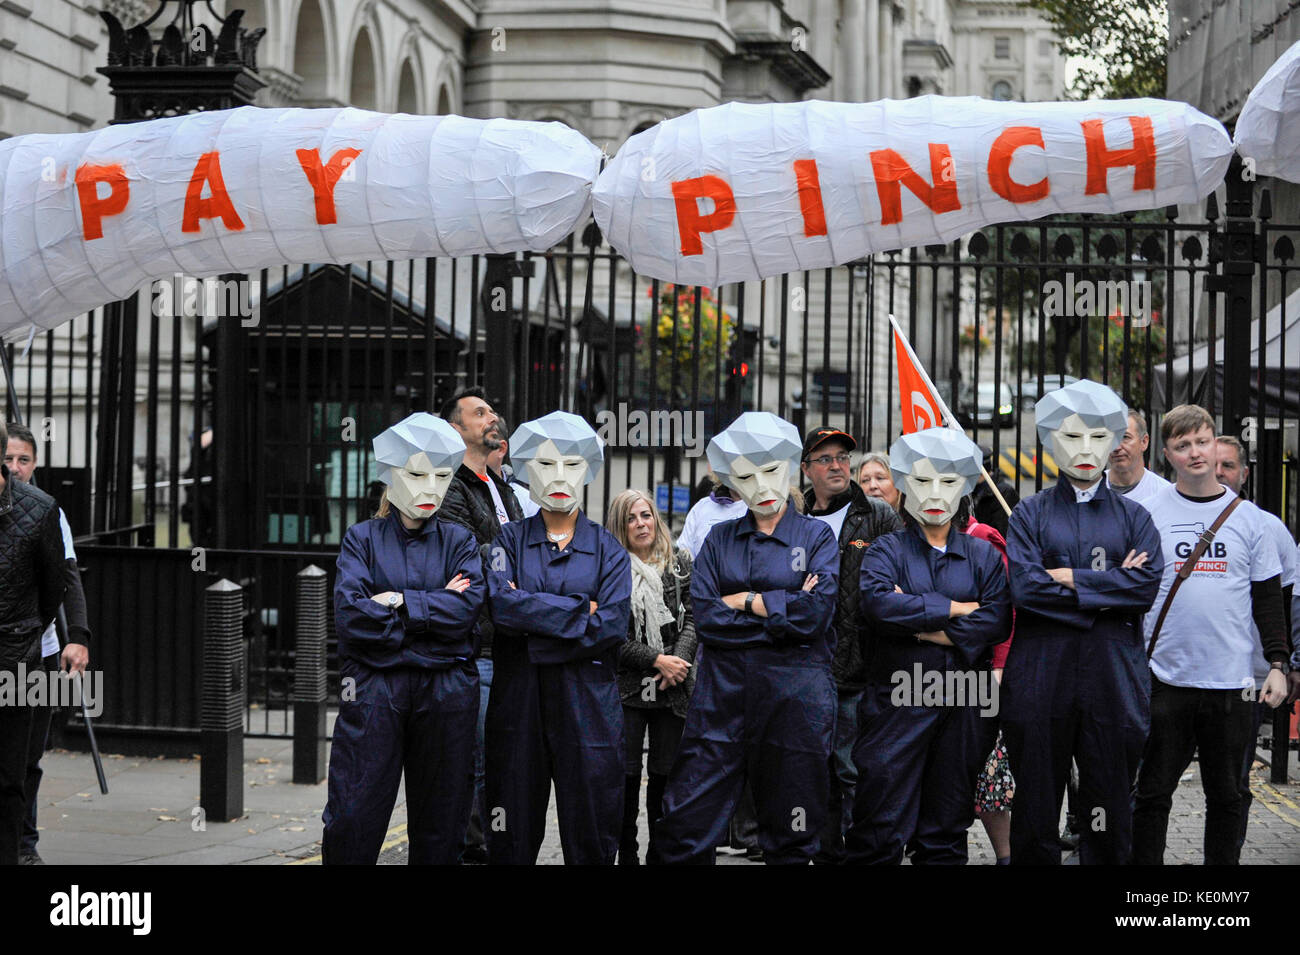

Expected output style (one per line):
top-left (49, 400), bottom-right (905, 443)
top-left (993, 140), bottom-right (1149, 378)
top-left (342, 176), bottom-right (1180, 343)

top-left (77, 793), bottom-right (90, 798)
top-left (285, 826), bottom-right (305, 832)
top-left (255, 757), bottom-right (272, 764)
top-left (148, 808), bottom-right (168, 812)
top-left (247, 828), bottom-right (256, 834)
top-left (157, 815), bottom-right (177, 822)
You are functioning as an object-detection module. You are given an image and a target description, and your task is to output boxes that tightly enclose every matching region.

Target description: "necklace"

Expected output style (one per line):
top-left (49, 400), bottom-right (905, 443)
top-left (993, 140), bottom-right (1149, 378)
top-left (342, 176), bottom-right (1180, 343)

top-left (547, 527), bottom-right (573, 542)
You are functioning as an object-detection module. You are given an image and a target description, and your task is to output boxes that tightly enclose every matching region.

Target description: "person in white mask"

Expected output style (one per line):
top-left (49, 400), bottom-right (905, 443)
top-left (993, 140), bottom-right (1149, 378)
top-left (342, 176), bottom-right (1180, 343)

top-left (483, 411), bottom-right (632, 864)
top-left (656, 412), bottom-right (840, 864)
top-left (324, 413), bottom-right (485, 865)
top-left (1002, 380), bottom-right (1163, 865)
top-left (845, 427), bottom-right (1012, 864)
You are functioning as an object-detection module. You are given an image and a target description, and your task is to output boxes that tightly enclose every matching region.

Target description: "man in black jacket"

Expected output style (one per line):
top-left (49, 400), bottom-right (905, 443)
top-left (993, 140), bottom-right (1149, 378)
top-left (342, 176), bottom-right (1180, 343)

top-left (0, 418), bottom-right (66, 865)
top-left (4, 422), bottom-right (92, 865)
top-left (437, 389), bottom-right (523, 863)
top-left (800, 427), bottom-right (903, 864)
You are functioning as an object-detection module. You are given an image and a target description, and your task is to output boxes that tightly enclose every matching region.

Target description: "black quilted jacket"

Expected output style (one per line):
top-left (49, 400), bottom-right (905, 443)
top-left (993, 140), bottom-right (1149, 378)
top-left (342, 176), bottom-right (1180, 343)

top-left (0, 466), bottom-right (66, 667)
top-left (807, 484), bottom-right (903, 693)
top-left (437, 464), bottom-right (524, 658)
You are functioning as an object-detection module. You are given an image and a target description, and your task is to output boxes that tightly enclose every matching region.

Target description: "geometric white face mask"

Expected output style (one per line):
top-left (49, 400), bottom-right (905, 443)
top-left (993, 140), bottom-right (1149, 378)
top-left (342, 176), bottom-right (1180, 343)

top-left (726, 454), bottom-right (791, 517)
top-left (525, 438), bottom-right (591, 513)
top-left (901, 457), bottom-right (968, 527)
top-left (386, 451), bottom-right (457, 521)
top-left (1050, 412), bottom-right (1118, 483)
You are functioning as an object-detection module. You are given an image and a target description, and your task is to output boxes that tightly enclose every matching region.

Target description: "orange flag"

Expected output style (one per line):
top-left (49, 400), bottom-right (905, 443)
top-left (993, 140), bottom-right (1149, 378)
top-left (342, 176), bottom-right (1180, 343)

top-left (890, 314), bottom-right (961, 434)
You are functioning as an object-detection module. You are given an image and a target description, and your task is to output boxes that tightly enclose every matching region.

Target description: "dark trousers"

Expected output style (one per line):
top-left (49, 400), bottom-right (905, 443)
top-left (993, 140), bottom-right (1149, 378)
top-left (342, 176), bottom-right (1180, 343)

top-left (657, 645), bottom-right (835, 865)
top-left (814, 688), bottom-right (862, 865)
top-left (1236, 699), bottom-right (1267, 854)
top-left (485, 650), bottom-right (625, 865)
top-left (22, 652), bottom-right (59, 856)
top-left (1000, 629), bottom-right (1150, 865)
top-left (0, 639), bottom-right (41, 866)
top-left (1132, 677), bottom-right (1255, 865)
top-left (322, 659), bottom-right (479, 865)
top-left (621, 706), bottom-right (685, 864)
top-left (846, 683), bottom-right (997, 865)
top-left (462, 656), bottom-right (494, 857)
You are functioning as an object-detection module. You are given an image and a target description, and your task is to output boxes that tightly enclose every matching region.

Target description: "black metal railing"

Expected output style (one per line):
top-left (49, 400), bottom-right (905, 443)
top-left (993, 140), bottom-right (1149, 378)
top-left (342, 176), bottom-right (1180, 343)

top-left (8, 166), bottom-right (1299, 747)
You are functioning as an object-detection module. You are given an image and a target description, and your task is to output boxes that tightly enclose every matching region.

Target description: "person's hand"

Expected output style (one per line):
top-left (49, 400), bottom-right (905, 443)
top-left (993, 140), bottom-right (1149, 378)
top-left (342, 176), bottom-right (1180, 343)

top-left (61, 643), bottom-right (88, 675)
top-left (1046, 567), bottom-right (1075, 589)
top-left (654, 654), bottom-right (690, 688)
top-left (444, 573), bottom-right (471, 593)
top-left (1121, 549), bottom-right (1149, 569)
top-left (916, 631), bottom-right (954, 646)
top-left (1287, 670), bottom-right (1300, 705)
top-left (894, 585), bottom-right (905, 594)
top-left (802, 574), bottom-right (819, 592)
top-left (992, 667), bottom-right (1003, 686)
top-left (1261, 668), bottom-right (1289, 708)
top-left (371, 591), bottom-right (402, 608)
top-left (948, 601), bottom-right (980, 618)
top-left (589, 600), bottom-right (599, 615)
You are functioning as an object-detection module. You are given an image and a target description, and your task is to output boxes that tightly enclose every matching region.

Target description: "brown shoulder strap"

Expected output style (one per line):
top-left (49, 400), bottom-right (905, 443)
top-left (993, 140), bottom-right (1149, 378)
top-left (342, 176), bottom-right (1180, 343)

top-left (1146, 496), bottom-right (1244, 660)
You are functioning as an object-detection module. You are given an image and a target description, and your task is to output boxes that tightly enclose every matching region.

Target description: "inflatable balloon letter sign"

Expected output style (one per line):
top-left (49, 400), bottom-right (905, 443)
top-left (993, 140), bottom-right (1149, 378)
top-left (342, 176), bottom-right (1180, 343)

top-left (0, 107), bottom-right (602, 338)
top-left (593, 96), bottom-right (1233, 286)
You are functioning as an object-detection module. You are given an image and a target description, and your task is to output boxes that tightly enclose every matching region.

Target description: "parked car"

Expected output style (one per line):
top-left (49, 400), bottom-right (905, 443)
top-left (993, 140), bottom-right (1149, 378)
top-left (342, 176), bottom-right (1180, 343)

top-left (1017, 373), bottom-right (1078, 410)
top-left (957, 380), bottom-right (1016, 429)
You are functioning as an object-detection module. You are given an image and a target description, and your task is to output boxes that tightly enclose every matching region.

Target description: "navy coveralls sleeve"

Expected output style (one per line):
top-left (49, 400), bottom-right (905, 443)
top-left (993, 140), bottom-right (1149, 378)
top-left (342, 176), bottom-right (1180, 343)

top-left (487, 514), bottom-right (632, 663)
top-left (847, 526), bottom-right (1011, 865)
top-left (658, 507), bottom-right (840, 865)
top-left (483, 512), bottom-right (632, 864)
top-left (323, 512), bottom-right (485, 865)
top-left (1000, 479), bottom-right (1164, 866)
top-left (859, 530), bottom-right (1011, 666)
top-left (690, 511), bottom-right (840, 652)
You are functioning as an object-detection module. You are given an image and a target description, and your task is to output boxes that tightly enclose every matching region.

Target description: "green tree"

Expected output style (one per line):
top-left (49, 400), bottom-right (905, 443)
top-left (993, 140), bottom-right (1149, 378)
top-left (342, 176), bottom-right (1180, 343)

top-left (1029, 0), bottom-right (1168, 99)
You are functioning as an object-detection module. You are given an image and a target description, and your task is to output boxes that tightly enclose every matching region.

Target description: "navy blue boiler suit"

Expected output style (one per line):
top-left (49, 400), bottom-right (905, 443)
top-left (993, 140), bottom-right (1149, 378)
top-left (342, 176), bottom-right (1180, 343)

top-left (1002, 478), bottom-right (1163, 865)
top-left (484, 512), bottom-right (632, 865)
top-left (656, 506), bottom-right (839, 865)
top-left (846, 525), bottom-right (1011, 864)
top-left (323, 511), bottom-right (485, 865)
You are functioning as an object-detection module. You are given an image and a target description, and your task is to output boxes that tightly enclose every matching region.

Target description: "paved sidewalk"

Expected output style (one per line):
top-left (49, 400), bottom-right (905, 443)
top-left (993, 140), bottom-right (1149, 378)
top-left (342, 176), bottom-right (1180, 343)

top-left (28, 736), bottom-right (1300, 865)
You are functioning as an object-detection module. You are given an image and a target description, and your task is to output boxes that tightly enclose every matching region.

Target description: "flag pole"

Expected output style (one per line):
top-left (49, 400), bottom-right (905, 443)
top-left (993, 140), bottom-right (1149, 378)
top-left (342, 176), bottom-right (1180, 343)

top-left (888, 314), bottom-right (1013, 518)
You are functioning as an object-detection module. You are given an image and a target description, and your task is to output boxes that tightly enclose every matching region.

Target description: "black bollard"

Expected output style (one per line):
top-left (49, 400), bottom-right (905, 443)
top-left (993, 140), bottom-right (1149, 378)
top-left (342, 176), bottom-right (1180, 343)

top-left (293, 565), bottom-right (329, 785)
top-left (201, 578), bottom-right (244, 822)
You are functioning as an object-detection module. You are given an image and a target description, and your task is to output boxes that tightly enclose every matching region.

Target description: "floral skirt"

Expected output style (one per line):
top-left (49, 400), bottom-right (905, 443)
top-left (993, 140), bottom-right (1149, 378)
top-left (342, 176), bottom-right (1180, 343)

top-left (974, 731), bottom-right (1015, 816)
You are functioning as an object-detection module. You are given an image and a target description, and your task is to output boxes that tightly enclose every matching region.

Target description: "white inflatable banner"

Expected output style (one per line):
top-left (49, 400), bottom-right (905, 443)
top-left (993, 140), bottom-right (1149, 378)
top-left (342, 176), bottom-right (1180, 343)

top-left (1235, 39), bottom-right (1300, 184)
top-left (0, 106), bottom-right (602, 337)
top-left (592, 96), bottom-right (1233, 287)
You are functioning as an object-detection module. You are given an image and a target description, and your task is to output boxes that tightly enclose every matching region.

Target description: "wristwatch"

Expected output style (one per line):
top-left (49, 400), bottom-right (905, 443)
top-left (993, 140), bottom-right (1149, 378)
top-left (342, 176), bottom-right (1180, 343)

top-left (744, 591), bottom-right (756, 614)
top-left (387, 593), bottom-right (401, 609)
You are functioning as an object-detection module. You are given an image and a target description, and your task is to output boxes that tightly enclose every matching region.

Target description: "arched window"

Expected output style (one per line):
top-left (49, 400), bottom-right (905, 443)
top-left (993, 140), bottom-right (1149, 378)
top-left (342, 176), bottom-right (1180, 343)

top-left (991, 80), bottom-right (1013, 101)
top-left (396, 59), bottom-right (418, 113)
top-left (293, 0), bottom-right (330, 101)
top-left (350, 27), bottom-right (378, 110)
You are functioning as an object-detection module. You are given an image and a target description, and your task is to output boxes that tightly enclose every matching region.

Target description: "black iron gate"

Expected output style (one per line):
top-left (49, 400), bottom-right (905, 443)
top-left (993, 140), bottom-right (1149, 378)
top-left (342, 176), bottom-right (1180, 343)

top-left (6, 165), bottom-right (1299, 746)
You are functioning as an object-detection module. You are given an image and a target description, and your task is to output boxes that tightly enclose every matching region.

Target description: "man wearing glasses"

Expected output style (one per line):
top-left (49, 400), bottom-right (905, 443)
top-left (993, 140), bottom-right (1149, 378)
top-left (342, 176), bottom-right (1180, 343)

top-left (800, 428), bottom-right (902, 863)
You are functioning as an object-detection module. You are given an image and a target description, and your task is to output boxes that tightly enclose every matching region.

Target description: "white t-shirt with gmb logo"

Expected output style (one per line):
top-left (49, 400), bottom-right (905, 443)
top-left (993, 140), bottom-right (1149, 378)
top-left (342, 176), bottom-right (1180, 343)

top-left (1143, 484), bottom-right (1283, 690)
